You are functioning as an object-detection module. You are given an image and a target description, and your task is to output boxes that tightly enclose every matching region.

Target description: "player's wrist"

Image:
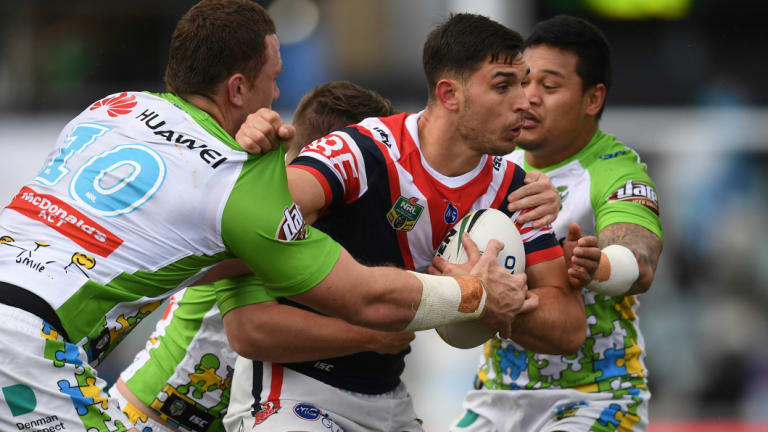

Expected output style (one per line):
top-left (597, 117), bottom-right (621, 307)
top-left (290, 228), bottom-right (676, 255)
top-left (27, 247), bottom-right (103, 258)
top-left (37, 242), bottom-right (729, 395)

top-left (587, 244), bottom-right (639, 296)
top-left (403, 272), bottom-right (486, 332)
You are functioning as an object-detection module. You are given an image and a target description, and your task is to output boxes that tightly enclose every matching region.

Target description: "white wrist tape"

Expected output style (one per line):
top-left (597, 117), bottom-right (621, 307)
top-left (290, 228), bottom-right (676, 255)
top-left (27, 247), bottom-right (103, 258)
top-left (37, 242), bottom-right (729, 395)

top-left (587, 244), bottom-right (639, 296)
top-left (403, 271), bottom-right (487, 332)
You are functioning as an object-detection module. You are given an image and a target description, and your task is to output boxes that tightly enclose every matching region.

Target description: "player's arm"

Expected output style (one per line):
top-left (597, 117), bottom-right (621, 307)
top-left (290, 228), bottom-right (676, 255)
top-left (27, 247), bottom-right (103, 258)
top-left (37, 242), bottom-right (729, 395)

top-left (286, 167), bottom-right (326, 225)
top-left (593, 222), bottom-right (662, 296)
top-left (587, 170), bottom-right (663, 297)
top-left (431, 235), bottom-right (585, 355)
top-left (505, 255), bottom-right (585, 354)
top-left (223, 302), bottom-right (413, 362)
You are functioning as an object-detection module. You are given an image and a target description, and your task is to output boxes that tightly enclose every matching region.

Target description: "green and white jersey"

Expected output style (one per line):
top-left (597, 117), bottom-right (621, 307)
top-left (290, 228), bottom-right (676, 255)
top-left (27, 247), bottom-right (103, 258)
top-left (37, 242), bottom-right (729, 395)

top-left (0, 91), bottom-right (340, 366)
top-left (119, 277), bottom-right (266, 432)
top-left (479, 129), bottom-right (662, 394)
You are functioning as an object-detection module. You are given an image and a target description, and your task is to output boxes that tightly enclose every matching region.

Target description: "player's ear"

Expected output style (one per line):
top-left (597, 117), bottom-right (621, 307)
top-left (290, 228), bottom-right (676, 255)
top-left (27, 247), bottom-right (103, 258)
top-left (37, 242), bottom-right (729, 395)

top-left (435, 78), bottom-right (461, 112)
top-left (584, 83), bottom-right (606, 117)
top-left (227, 73), bottom-right (247, 108)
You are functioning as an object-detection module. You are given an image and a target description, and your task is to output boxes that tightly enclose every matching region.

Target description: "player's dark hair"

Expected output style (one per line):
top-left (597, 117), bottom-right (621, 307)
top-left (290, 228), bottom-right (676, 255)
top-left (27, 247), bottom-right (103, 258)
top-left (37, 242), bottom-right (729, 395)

top-left (422, 13), bottom-right (524, 101)
top-left (525, 15), bottom-right (612, 118)
top-left (165, 0), bottom-right (276, 96)
top-left (293, 81), bottom-right (394, 142)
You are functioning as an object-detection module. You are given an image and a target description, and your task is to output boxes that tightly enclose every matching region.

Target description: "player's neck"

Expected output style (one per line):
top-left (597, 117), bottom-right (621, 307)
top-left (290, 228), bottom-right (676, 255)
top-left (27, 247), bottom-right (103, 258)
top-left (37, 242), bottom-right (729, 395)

top-left (525, 121), bottom-right (598, 168)
top-left (183, 92), bottom-right (238, 138)
top-left (418, 109), bottom-right (483, 177)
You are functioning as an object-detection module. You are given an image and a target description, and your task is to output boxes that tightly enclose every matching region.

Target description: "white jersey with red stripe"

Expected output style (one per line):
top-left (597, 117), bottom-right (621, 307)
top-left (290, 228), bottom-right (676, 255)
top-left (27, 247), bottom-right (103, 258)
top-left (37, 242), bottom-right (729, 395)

top-left (226, 111), bottom-right (564, 430)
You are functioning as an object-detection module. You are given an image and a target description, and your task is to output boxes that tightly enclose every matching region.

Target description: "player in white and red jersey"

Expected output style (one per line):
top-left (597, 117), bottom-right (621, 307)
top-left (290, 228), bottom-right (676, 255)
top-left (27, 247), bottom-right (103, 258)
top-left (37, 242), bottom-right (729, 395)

top-left (224, 14), bottom-right (591, 432)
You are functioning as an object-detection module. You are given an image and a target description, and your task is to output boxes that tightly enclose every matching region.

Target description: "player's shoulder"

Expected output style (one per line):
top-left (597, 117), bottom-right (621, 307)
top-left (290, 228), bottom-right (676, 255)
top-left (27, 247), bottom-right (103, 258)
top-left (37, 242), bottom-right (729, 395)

top-left (348, 112), bottom-right (414, 160)
top-left (587, 130), bottom-right (646, 167)
top-left (355, 112), bottom-right (409, 144)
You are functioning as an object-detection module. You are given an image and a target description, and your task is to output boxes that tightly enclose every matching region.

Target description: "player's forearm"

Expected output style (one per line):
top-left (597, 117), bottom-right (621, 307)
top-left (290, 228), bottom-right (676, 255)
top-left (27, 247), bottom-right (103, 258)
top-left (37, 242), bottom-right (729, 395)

top-left (224, 303), bottom-right (387, 362)
top-left (506, 285), bottom-right (586, 354)
top-left (289, 250), bottom-right (421, 331)
top-left (598, 223), bottom-right (662, 296)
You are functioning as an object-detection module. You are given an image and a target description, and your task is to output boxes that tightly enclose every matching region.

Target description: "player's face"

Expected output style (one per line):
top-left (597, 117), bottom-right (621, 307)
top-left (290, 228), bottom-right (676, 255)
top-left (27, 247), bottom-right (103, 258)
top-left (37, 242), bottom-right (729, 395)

top-left (516, 45), bottom-right (586, 152)
top-left (244, 34), bottom-right (283, 112)
top-left (457, 54), bottom-right (529, 156)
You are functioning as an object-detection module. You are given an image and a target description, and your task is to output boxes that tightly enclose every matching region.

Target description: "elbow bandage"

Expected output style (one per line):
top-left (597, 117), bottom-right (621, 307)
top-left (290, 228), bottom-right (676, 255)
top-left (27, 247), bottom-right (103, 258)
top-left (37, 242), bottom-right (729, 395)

top-left (587, 244), bottom-right (639, 296)
top-left (403, 272), bottom-right (487, 332)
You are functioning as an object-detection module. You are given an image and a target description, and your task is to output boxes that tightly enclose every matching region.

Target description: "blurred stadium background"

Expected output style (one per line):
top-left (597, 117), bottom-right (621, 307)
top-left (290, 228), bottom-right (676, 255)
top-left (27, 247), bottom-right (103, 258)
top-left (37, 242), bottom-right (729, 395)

top-left (1, 0), bottom-right (767, 430)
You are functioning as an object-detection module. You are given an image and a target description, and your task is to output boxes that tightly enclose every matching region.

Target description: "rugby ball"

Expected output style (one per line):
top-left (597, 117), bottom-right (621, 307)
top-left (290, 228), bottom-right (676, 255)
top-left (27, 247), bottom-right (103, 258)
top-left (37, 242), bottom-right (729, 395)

top-left (434, 208), bottom-right (525, 349)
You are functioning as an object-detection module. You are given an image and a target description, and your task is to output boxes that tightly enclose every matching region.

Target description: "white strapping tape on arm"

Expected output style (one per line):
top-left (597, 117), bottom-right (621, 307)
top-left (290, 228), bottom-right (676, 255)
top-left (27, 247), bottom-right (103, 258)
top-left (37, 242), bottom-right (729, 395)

top-left (403, 271), bottom-right (487, 332)
top-left (587, 244), bottom-right (639, 296)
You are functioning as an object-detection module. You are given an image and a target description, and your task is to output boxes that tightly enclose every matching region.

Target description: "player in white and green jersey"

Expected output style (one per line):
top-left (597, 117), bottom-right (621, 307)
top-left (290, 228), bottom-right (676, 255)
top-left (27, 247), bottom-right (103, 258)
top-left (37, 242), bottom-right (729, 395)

top-left (452, 16), bottom-right (663, 432)
top-left (0, 3), bottom-right (531, 431)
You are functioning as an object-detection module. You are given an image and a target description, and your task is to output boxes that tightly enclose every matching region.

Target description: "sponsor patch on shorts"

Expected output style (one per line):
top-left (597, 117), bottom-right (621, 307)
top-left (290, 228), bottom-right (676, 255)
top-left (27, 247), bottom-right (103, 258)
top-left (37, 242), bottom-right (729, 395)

top-left (293, 402), bottom-right (321, 421)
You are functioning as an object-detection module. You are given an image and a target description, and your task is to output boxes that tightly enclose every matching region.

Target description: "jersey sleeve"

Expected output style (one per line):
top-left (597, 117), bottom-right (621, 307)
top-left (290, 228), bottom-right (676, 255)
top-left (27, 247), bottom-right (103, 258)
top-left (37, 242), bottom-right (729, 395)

top-left (289, 126), bottom-right (382, 211)
top-left (515, 208), bottom-right (564, 266)
top-left (214, 274), bottom-right (277, 316)
top-left (500, 162), bottom-right (563, 266)
top-left (591, 153), bottom-right (663, 242)
top-left (221, 148), bottom-right (341, 298)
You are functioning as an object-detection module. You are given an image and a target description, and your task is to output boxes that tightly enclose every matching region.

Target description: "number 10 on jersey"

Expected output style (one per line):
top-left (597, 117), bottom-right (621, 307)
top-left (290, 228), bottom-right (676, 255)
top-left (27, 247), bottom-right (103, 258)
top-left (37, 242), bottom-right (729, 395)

top-left (35, 122), bottom-right (167, 217)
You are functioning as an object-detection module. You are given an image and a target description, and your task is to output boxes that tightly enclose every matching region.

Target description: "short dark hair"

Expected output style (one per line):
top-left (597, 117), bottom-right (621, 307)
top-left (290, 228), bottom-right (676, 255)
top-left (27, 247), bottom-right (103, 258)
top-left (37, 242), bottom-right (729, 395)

top-left (165, 0), bottom-right (276, 96)
top-left (525, 15), bottom-right (612, 117)
top-left (422, 13), bottom-right (524, 100)
top-left (293, 81), bottom-right (394, 142)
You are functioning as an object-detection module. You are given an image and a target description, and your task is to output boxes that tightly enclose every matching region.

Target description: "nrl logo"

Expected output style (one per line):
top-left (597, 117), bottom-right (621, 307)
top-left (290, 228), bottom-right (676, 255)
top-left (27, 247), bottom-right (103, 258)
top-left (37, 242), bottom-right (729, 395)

top-left (276, 204), bottom-right (307, 241)
top-left (387, 196), bottom-right (423, 231)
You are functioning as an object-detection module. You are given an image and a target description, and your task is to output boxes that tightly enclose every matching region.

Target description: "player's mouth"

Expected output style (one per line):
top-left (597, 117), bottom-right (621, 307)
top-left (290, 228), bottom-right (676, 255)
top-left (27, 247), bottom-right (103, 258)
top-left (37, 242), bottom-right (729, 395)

top-left (507, 123), bottom-right (522, 139)
top-left (522, 112), bottom-right (540, 129)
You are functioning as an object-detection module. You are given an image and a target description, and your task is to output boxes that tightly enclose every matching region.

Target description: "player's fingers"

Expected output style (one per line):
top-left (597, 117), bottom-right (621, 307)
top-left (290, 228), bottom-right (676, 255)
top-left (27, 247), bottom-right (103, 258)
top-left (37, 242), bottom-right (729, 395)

top-left (278, 124), bottom-right (295, 142)
top-left (236, 128), bottom-right (270, 154)
top-left (577, 234), bottom-right (598, 248)
top-left (462, 233), bottom-right (482, 263)
top-left (429, 256), bottom-right (451, 274)
top-left (256, 107), bottom-right (283, 130)
top-left (237, 114), bottom-right (278, 154)
top-left (515, 206), bottom-right (556, 229)
top-left (483, 238), bottom-right (504, 258)
top-left (519, 292), bottom-right (539, 314)
top-left (566, 222), bottom-right (583, 242)
top-left (574, 245), bottom-right (601, 262)
top-left (426, 263), bottom-right (441, 276)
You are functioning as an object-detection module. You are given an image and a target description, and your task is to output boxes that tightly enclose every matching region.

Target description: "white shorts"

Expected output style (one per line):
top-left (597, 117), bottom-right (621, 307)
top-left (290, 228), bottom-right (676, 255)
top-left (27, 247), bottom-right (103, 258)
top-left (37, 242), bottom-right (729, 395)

top-left (109, 384), bottom-right (176, 432)
top-left (224, 356), bottom-right (423, 432)
top-left (0, 304), bottom-right (131, 432)
top-left (450, 387), bottom-right (649, 432)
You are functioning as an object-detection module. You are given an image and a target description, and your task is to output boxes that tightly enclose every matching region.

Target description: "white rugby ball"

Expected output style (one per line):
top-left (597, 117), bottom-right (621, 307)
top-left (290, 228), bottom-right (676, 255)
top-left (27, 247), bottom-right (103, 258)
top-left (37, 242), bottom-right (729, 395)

top-left (434, 208), bottom-right (525, 349)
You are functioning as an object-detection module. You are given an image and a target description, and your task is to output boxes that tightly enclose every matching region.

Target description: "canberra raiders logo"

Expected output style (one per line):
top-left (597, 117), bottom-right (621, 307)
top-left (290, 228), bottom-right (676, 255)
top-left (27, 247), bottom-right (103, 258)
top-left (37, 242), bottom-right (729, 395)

top-left (387, 196), bottom-right (423, 231)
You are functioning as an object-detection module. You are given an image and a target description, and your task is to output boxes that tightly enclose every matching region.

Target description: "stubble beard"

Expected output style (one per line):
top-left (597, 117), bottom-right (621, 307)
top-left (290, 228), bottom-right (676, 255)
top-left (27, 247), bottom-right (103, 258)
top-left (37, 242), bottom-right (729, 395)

top-left (456, 106), bottom-right (512, 157)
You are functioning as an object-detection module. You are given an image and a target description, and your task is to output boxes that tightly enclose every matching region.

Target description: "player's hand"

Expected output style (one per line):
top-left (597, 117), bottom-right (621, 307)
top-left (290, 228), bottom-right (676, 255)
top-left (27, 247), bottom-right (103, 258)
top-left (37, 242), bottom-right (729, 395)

top-left (365, 330), bottom-right (415, 355)
top-left (562, 222), bottom-right (600, 289)
top-left (428, 232), bottom-right (482, 276)
top-left (466, 237), bottom-right (537, 339)
top-left (507, 171), bottom-right (559, 228)
top-left (235, 108), bottom-right (296, 155)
